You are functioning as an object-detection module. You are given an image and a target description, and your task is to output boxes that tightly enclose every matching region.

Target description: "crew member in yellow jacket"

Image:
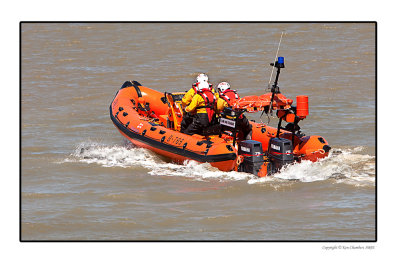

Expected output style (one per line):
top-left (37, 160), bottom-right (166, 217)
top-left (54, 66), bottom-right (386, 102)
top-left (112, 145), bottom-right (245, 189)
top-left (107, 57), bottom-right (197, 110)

top-left (180, 73), bottom-right (218, 133)
top-left (183, 81), bottom-right (217, 135)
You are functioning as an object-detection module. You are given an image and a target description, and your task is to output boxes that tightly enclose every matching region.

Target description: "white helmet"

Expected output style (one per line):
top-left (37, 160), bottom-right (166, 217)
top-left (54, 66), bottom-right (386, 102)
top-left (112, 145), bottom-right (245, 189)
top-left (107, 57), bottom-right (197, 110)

top-left (198, 81), bottom-right (209, 91)
top-left (217, 82), bottom-right (231, 92)
top-left (196, 73), bottom-right (209, 83)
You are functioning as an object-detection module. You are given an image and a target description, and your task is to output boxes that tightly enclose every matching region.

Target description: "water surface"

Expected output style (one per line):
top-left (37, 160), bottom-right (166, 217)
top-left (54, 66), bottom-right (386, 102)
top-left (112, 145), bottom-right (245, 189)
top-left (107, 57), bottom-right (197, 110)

top-left (21, 22), bottom-right (376, 241)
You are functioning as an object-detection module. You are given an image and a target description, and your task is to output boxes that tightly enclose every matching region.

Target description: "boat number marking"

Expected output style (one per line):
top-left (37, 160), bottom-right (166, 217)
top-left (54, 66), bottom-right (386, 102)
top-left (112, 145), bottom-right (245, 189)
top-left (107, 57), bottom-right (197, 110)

top-left (166, 135), bottom-right (185, 146)
top-left (220, 118), bottom-right (236, 128)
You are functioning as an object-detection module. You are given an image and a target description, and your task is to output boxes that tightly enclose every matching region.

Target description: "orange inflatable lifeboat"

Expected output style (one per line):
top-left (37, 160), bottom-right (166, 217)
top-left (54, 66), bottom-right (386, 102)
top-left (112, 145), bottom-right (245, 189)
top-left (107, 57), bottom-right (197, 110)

top-left (109, 57), bottom-right (331, 177)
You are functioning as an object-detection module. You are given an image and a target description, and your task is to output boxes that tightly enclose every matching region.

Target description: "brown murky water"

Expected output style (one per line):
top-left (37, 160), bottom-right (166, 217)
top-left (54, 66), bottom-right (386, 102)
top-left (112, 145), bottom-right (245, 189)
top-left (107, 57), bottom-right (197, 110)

top-left (21, 22), bottom-right (375, 241)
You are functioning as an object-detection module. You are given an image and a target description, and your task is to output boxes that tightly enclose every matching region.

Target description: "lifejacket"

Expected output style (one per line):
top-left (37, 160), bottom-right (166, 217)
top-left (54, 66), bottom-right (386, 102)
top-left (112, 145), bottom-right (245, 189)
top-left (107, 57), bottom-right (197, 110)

top-left (192, 82), bottom-right (213, 94)
top-left (197, 88), bottom-right (217, 123)
top-left (219, 89), bottom-right (239, 106)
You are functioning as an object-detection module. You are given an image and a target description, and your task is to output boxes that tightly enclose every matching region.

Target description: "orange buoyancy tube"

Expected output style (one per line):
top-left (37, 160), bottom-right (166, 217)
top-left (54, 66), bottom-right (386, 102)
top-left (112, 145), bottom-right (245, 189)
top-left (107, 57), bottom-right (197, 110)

top-left (250, 121), bottom-right (330, 161)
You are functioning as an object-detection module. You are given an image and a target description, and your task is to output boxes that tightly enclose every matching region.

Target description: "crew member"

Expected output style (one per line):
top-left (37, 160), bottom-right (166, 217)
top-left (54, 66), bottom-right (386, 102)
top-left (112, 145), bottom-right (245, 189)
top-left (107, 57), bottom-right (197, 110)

top-left (183, 81), bottom-right (217, 135)
top-left (216, 82), bottom-right (252, 140)
top-left (181, 73), bottom-right (217, 132)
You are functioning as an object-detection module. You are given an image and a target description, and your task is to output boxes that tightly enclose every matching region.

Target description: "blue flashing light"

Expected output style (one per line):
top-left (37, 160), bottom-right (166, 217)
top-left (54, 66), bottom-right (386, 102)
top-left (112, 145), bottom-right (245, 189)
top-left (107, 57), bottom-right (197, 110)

top-left (278, 57), bottom-right (284, 64)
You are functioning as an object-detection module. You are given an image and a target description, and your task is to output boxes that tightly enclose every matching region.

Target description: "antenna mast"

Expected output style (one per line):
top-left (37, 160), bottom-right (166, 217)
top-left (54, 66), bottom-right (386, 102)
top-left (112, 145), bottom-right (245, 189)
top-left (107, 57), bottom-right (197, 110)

top-left (267, 31), bottom-right (285, 90)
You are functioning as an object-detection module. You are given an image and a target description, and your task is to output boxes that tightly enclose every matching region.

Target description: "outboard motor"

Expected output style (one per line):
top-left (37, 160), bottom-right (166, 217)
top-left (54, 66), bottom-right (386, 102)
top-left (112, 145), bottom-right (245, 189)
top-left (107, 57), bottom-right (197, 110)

top-left (238, 140), bottom-right (271, 176)
top-left (268, 137), bottom-right (294, 173)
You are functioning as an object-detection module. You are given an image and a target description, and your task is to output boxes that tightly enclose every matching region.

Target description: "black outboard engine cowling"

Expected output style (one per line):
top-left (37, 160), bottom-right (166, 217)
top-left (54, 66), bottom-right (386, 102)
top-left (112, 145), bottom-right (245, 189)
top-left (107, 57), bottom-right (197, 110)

top-left (238, 140), bottom-right (271, 176)
top-left (268, 137), bottom-right (294, 173)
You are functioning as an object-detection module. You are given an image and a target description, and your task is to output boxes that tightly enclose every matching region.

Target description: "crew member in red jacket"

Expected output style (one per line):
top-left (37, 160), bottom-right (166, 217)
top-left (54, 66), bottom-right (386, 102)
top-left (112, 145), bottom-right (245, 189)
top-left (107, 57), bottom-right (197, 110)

top-left (216, 82), bottom-right (252, 140)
